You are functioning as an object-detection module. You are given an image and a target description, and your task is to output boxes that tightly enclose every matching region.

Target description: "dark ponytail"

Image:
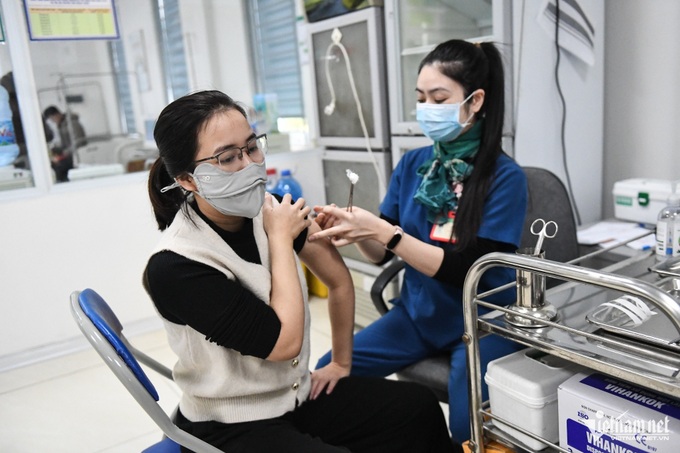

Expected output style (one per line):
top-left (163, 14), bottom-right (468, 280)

top-left (147, 90), bottom-right (247, 231)
top-left (476, 42), bottom-right (505, 165)
top-left (148, 158), bottom-right (190, 230)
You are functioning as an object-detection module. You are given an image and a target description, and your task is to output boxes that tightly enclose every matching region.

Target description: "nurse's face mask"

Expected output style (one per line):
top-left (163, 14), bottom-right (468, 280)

top-left (416, 92), bottom-right (475, 142)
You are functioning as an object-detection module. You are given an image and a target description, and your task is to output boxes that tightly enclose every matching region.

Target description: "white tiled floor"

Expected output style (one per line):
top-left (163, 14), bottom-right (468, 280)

top-left (0, 296), bottom-right (446, 452)
top-left (0, 296), bottom-right (334, 452)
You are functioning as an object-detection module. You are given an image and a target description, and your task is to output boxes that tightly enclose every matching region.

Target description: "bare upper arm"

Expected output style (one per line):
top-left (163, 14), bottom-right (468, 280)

top-left (298, 220), bottom-right (351, 289)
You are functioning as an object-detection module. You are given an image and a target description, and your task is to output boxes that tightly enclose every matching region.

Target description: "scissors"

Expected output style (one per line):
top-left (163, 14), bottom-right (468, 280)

top-left (530, 218), bottom-right (558, 256)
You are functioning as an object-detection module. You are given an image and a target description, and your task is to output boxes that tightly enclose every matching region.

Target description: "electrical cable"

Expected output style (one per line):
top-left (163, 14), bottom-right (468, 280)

top-left (553, 0), bottom-right (582, 225)
top-left (323, 28), bottom-right (387, 192)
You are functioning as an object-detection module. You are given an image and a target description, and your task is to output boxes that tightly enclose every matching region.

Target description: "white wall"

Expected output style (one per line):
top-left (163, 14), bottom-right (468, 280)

top-left (0, 175), bottom-right (162, 368)
top-left (512, 0), bottom-right (605, 225)
top-left (215, 0), bottom-right (256, 105)
top-left (602, 0), bottom-right (680, 218)
top-left (513, 0), bottom-right (680, 223)
top-left (181, 0), bottom-right (255, 104)
top-left (115, 0), bottom-right (169, 128)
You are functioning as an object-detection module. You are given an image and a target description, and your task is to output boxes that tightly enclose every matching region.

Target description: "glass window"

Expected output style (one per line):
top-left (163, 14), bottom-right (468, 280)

top-left (0, 0), bottom-right (246, 191)
top-left (247, 0), bottom-right (303, 119)
top-left (247, 0), bottom-right (309, 150)
top-left (155, 0), bottom-right (190, 101)
top-left (31, 34), bottom-right (151, 183)
top-left (0, 0), bottom-right (198, 190)
top-left (109, 40), bottom-right (137, 135)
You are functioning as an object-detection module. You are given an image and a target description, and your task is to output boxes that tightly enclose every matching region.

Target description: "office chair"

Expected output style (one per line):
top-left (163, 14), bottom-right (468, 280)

top-left (369, 166), bottom-right (579, 402)
top-left (70, 288), bottom-right (223, 453)
top-left (519, 167), bottom-right (580, 263)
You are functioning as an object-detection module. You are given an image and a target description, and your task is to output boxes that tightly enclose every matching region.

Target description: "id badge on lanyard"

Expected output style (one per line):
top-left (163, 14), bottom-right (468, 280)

top-left (430, 211), bottom-right (457, 243)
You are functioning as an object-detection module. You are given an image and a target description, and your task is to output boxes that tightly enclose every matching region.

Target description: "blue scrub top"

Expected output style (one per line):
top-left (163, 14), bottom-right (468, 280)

top-left (380, 146), bottom-right (528, 350)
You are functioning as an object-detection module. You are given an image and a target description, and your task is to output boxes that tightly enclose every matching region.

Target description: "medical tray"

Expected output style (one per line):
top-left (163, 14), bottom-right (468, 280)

top-left (585, 277), bottom-right (680, 352)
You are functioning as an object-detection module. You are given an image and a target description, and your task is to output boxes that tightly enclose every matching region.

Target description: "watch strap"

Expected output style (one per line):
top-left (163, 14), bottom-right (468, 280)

top-left (385, 226), bottom-right (404, 250)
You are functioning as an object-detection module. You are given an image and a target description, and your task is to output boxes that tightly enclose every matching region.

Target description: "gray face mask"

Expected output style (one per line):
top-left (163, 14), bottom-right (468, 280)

top-left (190, 161), bottom-right (267, 218)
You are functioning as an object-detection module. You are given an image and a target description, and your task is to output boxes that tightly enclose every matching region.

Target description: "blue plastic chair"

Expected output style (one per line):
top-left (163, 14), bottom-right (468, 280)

top-left (70, 288), bottom-right (222, 453)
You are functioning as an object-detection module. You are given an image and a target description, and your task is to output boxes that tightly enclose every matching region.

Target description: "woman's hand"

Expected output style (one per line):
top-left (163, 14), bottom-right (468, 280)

top-left (309, 361), bottom-right (350, 399)
top-left (262, 193), bottom-right (311, 242)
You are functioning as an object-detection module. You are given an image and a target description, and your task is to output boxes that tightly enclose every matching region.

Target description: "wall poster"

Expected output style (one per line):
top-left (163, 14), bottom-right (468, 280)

top-left (23, 0), bottom-right (120, 41)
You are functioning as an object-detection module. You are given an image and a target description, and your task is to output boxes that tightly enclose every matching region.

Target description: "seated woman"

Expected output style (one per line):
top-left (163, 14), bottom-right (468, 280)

top-left (144, 90), bottom-right (460, 453)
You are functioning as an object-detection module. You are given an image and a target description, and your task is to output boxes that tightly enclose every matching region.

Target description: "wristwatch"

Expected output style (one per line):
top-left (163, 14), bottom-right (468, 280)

top-left (385, 226), bottom-right (404, 251)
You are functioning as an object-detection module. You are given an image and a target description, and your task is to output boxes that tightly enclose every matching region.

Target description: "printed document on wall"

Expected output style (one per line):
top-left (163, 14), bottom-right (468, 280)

top-left (537, 0), bottom-right (595, 66)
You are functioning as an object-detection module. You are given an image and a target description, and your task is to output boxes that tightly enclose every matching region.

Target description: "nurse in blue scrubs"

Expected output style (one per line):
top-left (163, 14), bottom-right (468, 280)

top-left (310, 39), bottom-right (528, 443)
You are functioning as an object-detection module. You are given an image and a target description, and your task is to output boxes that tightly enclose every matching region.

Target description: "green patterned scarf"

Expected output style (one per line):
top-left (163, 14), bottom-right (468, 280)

top-left (414, 120), bottom-right (483, 224)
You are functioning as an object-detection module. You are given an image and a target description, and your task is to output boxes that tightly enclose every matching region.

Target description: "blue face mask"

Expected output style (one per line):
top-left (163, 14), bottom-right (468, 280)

top-left (416, 93), bottom-right (475, 142)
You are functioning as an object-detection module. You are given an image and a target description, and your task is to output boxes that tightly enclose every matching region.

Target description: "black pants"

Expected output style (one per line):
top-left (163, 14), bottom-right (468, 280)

top-left (177, 376), bottom-right (461, 453)
top-left (51, 154), bottom-right (73, 182)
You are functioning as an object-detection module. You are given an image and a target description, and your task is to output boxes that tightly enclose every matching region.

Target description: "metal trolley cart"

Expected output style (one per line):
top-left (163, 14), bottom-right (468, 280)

top-left (462, 249), bottom-right (680, 452)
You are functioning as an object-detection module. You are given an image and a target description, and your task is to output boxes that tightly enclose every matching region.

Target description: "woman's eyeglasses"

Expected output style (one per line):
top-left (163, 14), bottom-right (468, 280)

top-left (194, 134), bottom-right (268, 171)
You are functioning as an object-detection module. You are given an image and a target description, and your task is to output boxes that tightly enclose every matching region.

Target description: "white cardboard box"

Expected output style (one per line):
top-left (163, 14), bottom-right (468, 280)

top-left (613, 179), bottom-right (678, 226)
top-left (484, 348), bottom-right (587, 450)
top-left (558, 372), bottom-right (680, 453)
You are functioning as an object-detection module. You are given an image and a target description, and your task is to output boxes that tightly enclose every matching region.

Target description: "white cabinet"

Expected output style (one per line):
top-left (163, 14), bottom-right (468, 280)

top-left (306, 7), bottom-right (389, 150)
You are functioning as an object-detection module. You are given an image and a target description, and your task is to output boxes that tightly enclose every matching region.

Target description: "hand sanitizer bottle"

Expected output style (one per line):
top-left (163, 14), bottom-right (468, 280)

top-left (656, 181), bottom-right (680, 258)
top-left (274, 169), bottom-right (303, 200)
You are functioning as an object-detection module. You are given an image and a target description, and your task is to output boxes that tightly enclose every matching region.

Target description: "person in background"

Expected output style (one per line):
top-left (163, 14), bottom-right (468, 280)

top-left (310, 39), bottom-right (528, 443)
top-left (0, 71), bottom-right (54, 169)
top-left (144, 90), bottom-right (460, 453)
top-left (43, 105), bottom-right (87, 182)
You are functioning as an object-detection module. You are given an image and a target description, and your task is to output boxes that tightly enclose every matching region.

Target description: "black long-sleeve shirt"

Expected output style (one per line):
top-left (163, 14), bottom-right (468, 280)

top-left (378, 213), bottom-right (516, 287)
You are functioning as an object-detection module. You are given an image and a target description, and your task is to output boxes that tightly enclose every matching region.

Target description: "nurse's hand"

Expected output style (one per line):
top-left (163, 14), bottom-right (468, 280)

top-left (312, 203), bottom-right (338, 230)
top-left (309, 361), bottom-right (350, 399)
top-left (308, 205), bottom-right (382, 247)
top-left (263, 192), bottom-right (311, 241)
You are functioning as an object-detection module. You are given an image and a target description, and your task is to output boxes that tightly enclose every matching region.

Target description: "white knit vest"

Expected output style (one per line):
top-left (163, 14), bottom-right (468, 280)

top-left (151, 207), bottom-right (311, 423)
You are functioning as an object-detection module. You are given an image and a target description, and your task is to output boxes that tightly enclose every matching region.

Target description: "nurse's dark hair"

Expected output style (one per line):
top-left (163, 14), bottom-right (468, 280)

top-left (148, 90), bottom-right (247, 231)
top-left (418, 40), bottom-right (508, 250)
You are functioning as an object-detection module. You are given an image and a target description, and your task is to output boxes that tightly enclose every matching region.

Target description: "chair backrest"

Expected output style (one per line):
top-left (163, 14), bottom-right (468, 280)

top-left (519, 167), bottom-right (579, 264)
top-left (70, 288), bottom-right (223, 453)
